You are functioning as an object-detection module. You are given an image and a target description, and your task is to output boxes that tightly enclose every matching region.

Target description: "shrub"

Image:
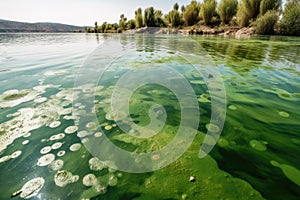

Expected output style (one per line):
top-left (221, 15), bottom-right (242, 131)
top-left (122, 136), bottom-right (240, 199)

top-left (217, 0), bottom-right (238, 24)
top-left (280, 0), bottom-right (300, 36)
top-left (99, 22), bottom-right (108, 33)
top-left (154, 10), bottom-right (166, 27)
top-left (255, 10), bottom-right (278, 34)
top-left (126, 19), bottom-right (136, 29)
top-left (237, 0), bottom-right (261, 27)
top-left (144, 7), bottom-right (156, 27)
top-left (168, 9), bottom-right (182, 27)
top-left (119, 14), bottom-right (127, 31)
top-left (200, 0), bottom-right (217, 25)
top-left (173, 3), bottom-right (179, 11)
top-left (94, 21), bottom-right (98, 33)
top-left (260, 0), bottom-right (282, 16)
top-left (135, 8), bottom-right (143, 28)
top-left (181, 5), bottom-right (186, 13)
top-left (183, 0), bottom-right (201, 26)
top-left (111, 23), bottom-right (119, 31)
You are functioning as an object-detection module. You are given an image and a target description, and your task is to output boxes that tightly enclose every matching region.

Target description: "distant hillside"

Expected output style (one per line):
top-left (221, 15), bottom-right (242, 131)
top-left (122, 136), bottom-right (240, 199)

top-left (0, 19), bottom-right (84, 32)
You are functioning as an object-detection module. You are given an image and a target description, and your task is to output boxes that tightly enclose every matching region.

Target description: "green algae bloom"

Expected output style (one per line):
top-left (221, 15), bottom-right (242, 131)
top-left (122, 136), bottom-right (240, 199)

top-left (34, 97), bottom-right (47, 103)
top-left (89, 157), bottom-right (107, 171)
top-left (0, 33), bottom-right (299, 200)
top-left (104, 125), bottom-right (113, 131)
top-left (49, 121), bottom-right (61, 128)
top-left (108, 175), bottom-right (118, 186)
top-left (11, 150), bottom-right (22, 158)
top-left (40, 146), bottom-right (52, 154)
top-left (22, 140), bottom-right (29, 145)
top-left (250, 140), bottom-right (268, 151)
top-left (54, 170), bottom-right (79, 187)
top-left (50, 133), bottom-right (65, 141)
top-left (205, 123), bottom-right (220, 133)
top-left (50, 159), bottom-right (64, 171)
top-left (278, 111), bottom-right (290, 118)
top-left (37, 153), bottom-right (55, 167)
top-left (57, 150), bottom-right (66, 157)
top-left (228, 105), bottom-right (237, 111)
top-left (77, 131), bottom-right (89, 138)
top-left (0, 89), bottom-right (38, 108)
top-left (0, 155), bottom-right (11, 163)
top-left (94, 132), bottom-right (103, 138)
top-left (51, 142), bottom-right (63, 150)
top-left (190, 80), bottom-right (205, 85)
top-left (217, 138), bottom-right (229, 148)
top-left (198, 94), bottom-right (211, 103)
top-left (69, 143), bottom-right (82, 152)
top-left (83, 174), bottom-right (98, 187)
top-left (86, 122), bottom-right (97, 130)
top-left (270, 161), bottom-right (300, 186)
top-left (19, 177), bottom-right (45, 199)
top-left (64, 126), bottom-right (78, 134)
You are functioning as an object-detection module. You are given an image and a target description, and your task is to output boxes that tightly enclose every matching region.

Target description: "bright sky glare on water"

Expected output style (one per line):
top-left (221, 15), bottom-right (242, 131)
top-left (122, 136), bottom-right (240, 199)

top-left (0, 0), bottom-right (288, 26)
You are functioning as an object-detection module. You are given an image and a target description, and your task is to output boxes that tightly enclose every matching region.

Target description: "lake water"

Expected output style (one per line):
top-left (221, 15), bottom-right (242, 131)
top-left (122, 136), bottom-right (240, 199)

top-left (0, 33), bottom-right (299, 199)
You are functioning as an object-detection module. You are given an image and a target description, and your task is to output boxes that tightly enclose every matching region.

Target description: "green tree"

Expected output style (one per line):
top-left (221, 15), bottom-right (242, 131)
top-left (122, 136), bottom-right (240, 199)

top-left (94, 21), bottom-right (98, 33)
top-left (260, 0), bottom-right (282, 15)
top-left (255, 10), bottom-right (278, 34)
top-left (167, 4), bottom-right (183, 28)
top-left (200, 0), bottom-right (217, 25)
top-left (280, 0), bottom-right (300, 36)
top-left (237, 0), bottom-right (261, 27)
top-left (181, 5), bottom-right (186, 13)
top-left (87, 27), bottom-right (92, 33)
top-left (174, 3), bottom-right (179, 11)
top-left (119, 14), bottom-right (127, 31)
top-left (144, 7), bottom-right (156, 27)
top-left (217, 0), bottom-right (238, 24)
top-left (183, 0), bottom-right (201, 26)
top-left (126, 19), bottom-right (136, 29)
top-left (112, 23), bottom-right (119, 31)
top-left (99, 22), bottom-right (107, 33)
top-left (168, 10), bottom-right (182, 27)
top-left (154, 10), bottom-right (166, 27)
top-left (135, 8), bottom-right (143, 28)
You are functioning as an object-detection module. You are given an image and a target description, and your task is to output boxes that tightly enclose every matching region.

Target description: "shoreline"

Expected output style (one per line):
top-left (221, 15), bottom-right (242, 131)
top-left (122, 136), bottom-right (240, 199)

top-left (123, 26), bottom-right (256, 39)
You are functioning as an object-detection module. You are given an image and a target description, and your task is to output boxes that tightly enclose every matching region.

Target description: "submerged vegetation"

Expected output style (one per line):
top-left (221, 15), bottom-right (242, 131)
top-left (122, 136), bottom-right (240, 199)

top-left (85, 0), bottom-right (300, 36)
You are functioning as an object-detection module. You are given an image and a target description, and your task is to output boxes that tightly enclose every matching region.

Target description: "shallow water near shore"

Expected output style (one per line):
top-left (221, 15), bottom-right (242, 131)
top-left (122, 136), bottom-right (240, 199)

top-left (0, 33), bottom-right (299, 199)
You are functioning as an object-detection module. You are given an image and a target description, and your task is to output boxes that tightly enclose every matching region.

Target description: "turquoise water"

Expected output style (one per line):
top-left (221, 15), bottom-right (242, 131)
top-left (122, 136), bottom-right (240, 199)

top-left (0, 33), bottom-right (299, 199)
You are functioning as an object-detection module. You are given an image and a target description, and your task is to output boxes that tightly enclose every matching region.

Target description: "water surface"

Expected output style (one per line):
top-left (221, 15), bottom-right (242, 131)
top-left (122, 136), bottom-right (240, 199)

top-left (0, 33), bottom-right (299, 199)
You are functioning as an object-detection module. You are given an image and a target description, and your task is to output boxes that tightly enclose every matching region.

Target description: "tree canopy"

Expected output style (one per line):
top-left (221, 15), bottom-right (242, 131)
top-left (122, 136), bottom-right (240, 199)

top-left (217, 0), bottom-right (238, 24)
top-left (280, 0), bottom-right (300, 36)
top-left (86, 0), bottom-right (298, 36)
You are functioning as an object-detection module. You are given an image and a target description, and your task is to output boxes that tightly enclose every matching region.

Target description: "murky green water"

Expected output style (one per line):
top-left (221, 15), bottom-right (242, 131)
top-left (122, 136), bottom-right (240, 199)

top-left (0, 33), bottom-right (299, 200)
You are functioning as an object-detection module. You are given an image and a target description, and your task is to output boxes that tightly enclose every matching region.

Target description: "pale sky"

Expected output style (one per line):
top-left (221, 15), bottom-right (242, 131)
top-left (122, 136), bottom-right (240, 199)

top-left (0, 0), bottom-right (191, 26)
top-left (0, 0), bottom-right (286, 26)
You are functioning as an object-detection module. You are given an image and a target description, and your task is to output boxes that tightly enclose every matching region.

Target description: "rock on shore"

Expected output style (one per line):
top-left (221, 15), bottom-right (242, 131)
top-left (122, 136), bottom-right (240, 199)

top-left (123, 26), bottom-right (256, 38)
top-left (124, 27), bottom-right (179, 34)
top-left (235, 27), bottom-right (255, 39)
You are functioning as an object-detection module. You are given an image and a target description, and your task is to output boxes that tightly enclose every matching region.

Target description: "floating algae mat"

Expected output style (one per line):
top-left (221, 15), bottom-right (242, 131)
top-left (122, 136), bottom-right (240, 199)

top-left (0, 33), bottom-right (300, 199)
